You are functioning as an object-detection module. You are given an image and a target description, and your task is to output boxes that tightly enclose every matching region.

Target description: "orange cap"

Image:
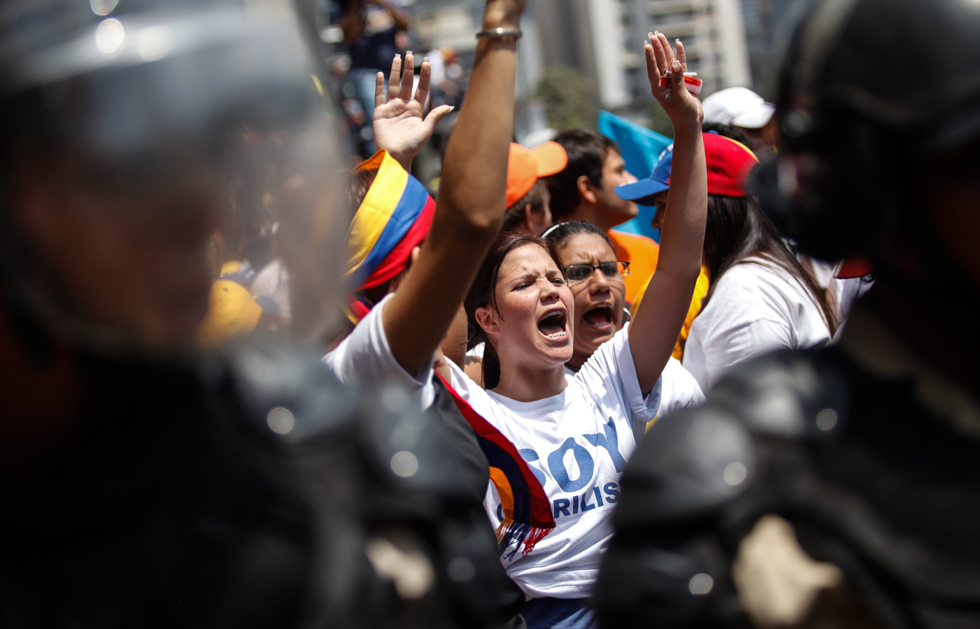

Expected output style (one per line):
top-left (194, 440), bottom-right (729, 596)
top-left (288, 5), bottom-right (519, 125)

top-left (506, 141), bottom-right (568, 209)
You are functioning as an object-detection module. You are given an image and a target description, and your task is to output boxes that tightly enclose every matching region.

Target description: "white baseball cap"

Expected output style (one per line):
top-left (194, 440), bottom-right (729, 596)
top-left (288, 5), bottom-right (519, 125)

top-left (701, 87), bottom-right (775, 129)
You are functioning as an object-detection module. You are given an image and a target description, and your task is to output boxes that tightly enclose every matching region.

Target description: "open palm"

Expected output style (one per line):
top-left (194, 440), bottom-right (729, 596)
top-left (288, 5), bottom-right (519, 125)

top-left (373, 51), bottom-right (453, 171)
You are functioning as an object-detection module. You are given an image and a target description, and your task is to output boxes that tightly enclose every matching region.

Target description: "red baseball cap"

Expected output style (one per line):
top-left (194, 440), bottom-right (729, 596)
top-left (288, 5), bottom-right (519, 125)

top-left (704, 132), bottom-right (758, 197)
top-left (835, 256), bottom-right (874, 279)
top-left (614, 132), bottom-right (758, 203)
top-left (506, 141), bottom-right (568, 209)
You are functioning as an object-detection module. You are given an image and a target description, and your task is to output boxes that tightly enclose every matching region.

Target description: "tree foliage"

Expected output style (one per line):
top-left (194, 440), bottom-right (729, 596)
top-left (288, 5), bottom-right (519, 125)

top-left (535, 66), bottom-right (598, 130)
top-left (647, 102), bottom-right (674, 139)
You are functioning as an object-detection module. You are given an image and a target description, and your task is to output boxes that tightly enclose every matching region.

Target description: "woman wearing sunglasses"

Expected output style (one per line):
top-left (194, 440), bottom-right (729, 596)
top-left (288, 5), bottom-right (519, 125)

top-left (543, 221), bottom-right (704, 422)
top-left (547, 222), bottom-right (633, 371)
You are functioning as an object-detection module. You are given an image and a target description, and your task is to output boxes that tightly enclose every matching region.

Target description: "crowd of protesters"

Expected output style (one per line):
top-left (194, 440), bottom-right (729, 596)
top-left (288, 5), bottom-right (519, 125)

top-left (204, 7), bottom-right (871, 626)
top-left (5, 0), bottom-right (975, 627)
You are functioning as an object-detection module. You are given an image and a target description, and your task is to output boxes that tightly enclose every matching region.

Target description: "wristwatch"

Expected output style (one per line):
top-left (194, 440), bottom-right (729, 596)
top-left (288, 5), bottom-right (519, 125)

top-left (476, 27), bottom-right (522, 42)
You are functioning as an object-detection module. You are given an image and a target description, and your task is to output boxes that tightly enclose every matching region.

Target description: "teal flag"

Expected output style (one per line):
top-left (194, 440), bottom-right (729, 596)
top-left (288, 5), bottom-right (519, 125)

top-left (597, 110), bottom-right (672, 242)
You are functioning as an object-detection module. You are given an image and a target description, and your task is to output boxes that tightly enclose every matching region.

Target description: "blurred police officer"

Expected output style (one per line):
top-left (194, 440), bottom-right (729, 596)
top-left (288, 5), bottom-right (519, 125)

top-left (596, 0), bottom-right (980, 627)
top-left (0, 2), bottom-right (521, 627)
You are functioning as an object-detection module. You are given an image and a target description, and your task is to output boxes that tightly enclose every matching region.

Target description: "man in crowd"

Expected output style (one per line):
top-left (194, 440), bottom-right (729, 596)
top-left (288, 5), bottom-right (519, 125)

top-left (341, 0), bottom-right (412, 154)
top-left (501, 141), bottom-right (568, 235)
top-left (596, 0), bottom-right (980, 626)
top-left (548, 129), bottom-right (659, 309)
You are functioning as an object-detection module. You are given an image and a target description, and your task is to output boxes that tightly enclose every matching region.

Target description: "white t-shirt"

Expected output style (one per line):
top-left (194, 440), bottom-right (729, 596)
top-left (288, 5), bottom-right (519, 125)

top-left (323, 295), bottom-right (436, 411)
top-left (565, 356), bottom-right (702, 420)
top-left (325, 295), bottom-right (662, 600)
top-left (683, 258), bottom-right (832, 392)
top-left (657, 357), bottom-right (705, 417)
top-left (251, 259), bottom-right (291, 321)
top-left (455, 328), bottom-right (659, 600)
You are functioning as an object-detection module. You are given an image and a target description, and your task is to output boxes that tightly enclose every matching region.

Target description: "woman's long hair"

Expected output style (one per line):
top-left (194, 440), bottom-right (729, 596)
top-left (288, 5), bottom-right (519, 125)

top-left (703, 194), bottom-right (839, 333)
top-left (465, 231), bottom-right (563, 389)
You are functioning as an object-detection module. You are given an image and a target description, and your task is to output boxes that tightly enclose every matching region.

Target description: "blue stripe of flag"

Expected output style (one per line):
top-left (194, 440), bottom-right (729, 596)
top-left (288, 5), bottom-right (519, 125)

top-left (358, 175), bottom-right (430, 281)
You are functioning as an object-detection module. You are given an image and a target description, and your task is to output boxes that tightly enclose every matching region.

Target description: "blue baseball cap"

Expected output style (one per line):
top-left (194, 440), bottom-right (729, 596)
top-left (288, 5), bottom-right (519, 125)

top-left (615, 143), bottom-right (674, 202)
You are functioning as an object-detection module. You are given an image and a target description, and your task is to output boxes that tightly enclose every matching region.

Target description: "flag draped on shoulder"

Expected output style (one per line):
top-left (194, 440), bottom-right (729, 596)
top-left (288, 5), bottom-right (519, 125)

top-left (436, 373), bottom-right (556, 558)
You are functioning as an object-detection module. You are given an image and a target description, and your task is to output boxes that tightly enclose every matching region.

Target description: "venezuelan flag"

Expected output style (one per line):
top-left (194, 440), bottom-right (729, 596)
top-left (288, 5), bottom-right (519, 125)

top-left (345, 150), bottom-right (436, 322)
top-left (436, 374), bottom-right (555, 558)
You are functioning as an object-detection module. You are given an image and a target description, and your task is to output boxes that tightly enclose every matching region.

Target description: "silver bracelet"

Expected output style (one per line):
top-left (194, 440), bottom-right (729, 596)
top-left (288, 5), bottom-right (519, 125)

top-left (476, 27), bottom-right (522, 41)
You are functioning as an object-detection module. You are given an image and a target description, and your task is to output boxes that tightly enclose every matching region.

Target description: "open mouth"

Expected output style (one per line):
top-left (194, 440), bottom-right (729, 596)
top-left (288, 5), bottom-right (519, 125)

top-left (582, 305), bottom-right (613, 330)
top-left (537, 309), bottom-right (568, 339)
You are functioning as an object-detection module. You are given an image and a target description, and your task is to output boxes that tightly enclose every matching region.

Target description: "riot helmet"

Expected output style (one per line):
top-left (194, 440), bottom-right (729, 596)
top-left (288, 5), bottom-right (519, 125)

top-left (0, 0), bottom-right (349, 359)
top-left (752, 0), bottom-right (980, 262)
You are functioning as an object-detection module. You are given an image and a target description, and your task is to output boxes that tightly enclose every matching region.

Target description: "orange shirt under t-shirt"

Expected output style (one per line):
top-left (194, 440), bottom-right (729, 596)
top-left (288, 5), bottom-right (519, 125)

top-left (608, 230), bottom-right (659, 310)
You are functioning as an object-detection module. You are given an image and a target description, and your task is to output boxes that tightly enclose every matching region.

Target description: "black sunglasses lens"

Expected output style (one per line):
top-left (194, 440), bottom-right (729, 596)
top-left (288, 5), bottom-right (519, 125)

top-left (599, 262), bottom-right (621, 277)
top-left (566, 265), bottom-right (591, 281)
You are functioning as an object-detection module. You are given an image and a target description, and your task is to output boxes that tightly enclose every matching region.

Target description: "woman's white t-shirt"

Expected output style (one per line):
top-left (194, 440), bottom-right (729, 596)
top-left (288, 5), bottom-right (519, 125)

top-left (325, 295), bottom-right (662, 600)
top-left (654, 357), bottom-right (705, 417)
top-left (683, 258), bottom-right (833, 392)
top-left (565, 356), bottom-right (703, 420)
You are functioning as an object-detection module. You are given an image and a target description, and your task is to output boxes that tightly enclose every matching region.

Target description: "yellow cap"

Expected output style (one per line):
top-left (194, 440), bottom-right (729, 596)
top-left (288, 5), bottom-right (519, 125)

top-left (198, 280), bottom-right (263, 347)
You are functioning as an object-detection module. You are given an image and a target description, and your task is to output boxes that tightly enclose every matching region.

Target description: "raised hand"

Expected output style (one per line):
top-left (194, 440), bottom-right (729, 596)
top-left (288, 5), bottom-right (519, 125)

top-left (373, 51), bottom-right (454, 172)
top-left (645, 32), bottom-right (702, 131)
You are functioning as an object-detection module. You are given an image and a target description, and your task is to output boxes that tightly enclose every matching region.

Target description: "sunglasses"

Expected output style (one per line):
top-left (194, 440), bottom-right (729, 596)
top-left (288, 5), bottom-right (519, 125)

top-left (563, 261), bottom-right (630, 285)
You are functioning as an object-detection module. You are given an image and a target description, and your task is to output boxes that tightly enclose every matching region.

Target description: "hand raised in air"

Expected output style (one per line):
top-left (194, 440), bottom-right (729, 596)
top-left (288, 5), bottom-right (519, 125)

top-left (645, 32), bottom-right (702, 132)
top-left (373, 51), bottom-right (453, 171)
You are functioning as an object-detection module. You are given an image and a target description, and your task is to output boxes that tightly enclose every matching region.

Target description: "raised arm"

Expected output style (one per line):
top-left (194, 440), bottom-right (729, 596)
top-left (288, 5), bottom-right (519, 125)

top-left (630, 33), bottom-right (707, 393)
top-left (381, 0), bottom-right (525, 374)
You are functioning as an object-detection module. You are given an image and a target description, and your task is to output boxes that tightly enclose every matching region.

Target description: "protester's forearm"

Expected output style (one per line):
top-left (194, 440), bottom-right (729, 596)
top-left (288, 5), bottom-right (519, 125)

top-left (481, 1), bottom-right (522, 30)
top-left (340, 6), bottom-right (361, 43)
top-left (629, 117), bottom-right (705, 394)
top-left (381, 2), bottom-right (521, 375)
top-left (435, 16), bottom-right (519, 240)
top-left (655, 123), bottom-right (706, 282)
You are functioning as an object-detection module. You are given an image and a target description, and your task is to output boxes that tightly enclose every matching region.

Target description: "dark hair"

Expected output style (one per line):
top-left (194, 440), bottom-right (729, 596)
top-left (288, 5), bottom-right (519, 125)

top-left (542, 220), bottom-right (615, 265)
top-left (502, 179), bottom-right (549, 234)
top-left (702, 122), bottom-right (752, 149)
top-left (703, 195), bottom-right (839, 333)
top-left (548, 129), bottom-right (620, 222)
top-left (465, 231), bottom-right (563, 389)
top-left (344, 167), bottom-right (391, 330)
top-left (345, 168), bottom-right (378, 209)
